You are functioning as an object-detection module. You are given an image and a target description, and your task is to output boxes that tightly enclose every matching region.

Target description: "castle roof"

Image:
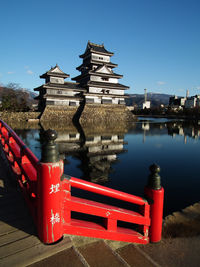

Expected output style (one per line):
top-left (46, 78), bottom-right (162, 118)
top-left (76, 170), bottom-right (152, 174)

top-left (80, 41), bottom-right (114, 58)
top-left (87, 81), bottom-right (129, 90)
top-left (76, 60), bottom-right (118, 71)
top-left (72, 71), bottom-right (123, 82)
top-left (40, 64), bottom-right (70, 79)
top-left (34, 81), bottom-right (85, 92)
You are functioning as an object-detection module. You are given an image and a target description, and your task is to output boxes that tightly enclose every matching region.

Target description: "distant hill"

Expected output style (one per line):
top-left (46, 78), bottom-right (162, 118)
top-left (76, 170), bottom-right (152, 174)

top-left (126, 93), bottom-right (173, 107)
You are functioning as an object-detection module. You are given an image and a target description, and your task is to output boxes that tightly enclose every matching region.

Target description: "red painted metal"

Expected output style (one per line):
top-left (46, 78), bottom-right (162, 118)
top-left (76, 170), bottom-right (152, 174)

top-left (0, 119), bottom-right (164, 245)
top-left (37, 161), bottom-right (63, 244)
top-left (144, 186), bottom-right (164, 243)
top-left (63, 219), bottom-right (148, 244)
top-left (61, 177), bottom-right (150, 244)
top-left (70, 177), bottom-right (147, 206)
top-left (0, 120), bottom-right (39, 222)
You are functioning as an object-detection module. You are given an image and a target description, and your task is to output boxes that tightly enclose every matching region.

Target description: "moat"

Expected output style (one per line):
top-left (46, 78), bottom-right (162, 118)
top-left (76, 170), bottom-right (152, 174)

top-left (11, 117), bottom-right (200, 216)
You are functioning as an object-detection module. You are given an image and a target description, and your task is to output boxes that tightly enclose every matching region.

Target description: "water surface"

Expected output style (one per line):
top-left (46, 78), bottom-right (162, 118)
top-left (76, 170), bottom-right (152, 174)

top-left (13, 118), bottom-right (200, 216)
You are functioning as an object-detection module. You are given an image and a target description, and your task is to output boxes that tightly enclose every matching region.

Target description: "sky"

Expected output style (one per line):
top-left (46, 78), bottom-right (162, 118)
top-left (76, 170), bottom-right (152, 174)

top-left (0, 0), bottom-right (200, 96)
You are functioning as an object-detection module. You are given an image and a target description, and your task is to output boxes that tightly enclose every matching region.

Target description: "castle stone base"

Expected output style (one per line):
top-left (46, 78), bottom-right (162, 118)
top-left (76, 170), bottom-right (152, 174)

top-left (40, 105), bottom-right (79, 123)
top-left (79, 104), bottom-right (135, 126)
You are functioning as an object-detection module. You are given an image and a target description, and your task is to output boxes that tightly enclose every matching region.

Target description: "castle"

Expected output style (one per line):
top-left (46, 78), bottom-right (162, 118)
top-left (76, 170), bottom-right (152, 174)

top-left (34, 42), bottom-right (132, 124)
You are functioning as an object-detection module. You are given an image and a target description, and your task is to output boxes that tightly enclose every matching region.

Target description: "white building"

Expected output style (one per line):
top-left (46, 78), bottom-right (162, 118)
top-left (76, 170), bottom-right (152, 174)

top-left (185, 95), bottom-right (200, 108)
top-left (138, 89), bottom-right (151, 109)
top-left (72, 41), bottom-right (129, 105)
top-left (34, 42), bottom-right (130, 111)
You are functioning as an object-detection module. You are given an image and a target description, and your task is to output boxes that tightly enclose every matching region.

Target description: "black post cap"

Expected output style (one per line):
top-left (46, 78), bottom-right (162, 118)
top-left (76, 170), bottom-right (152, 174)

top-left (43, 129), bottom-right (57, 143)
top-left (147, 163), bottom-right (161, 190)
top-left (41, 129), bottom-right (59, 163)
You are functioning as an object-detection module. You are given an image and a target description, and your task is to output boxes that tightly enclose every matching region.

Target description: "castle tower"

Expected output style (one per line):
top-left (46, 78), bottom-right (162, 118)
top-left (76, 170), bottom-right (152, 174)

top-left (72, 41), bottom-right (129, 105)
top-left (34, 64), bottom-right (84, 112)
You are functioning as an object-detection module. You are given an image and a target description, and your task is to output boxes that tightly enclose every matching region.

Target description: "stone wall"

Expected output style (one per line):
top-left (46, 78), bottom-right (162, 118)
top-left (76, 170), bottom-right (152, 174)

top-left (0, 104), bottom-right (136, 126)
top-left (0, 112), bottom-right (40, 123)
top-left (39, 105), bottom-right (79, 123)
top-left (79, 104), bottom-right (135, 126)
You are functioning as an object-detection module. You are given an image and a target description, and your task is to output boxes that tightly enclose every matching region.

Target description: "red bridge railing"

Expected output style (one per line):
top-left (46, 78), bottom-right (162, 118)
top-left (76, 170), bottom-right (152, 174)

top-left (0, 120), bottom-right (164, 245)
top-left (0, 120), bottom-right (39, 223)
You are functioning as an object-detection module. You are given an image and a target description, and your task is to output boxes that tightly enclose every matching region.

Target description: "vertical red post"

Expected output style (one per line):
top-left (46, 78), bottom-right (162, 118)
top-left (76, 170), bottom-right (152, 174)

top-left (144, 164), bottom-right (164, 243)
top-left (37, 129), bottom-right (64, 244)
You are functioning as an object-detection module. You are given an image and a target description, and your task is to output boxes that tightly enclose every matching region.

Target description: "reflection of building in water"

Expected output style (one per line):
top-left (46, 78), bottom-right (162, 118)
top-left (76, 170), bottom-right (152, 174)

top-left (130, 120), bottom-right (200, 143)
top-left (47, 125), bottom-right (127, 184)
top-left (167, 122), bottom-right (200, 141)
top-left (142, 122), bottom-right (150, 131)
top-left (80, 134), bottom-right (126, 184)
top-left (168, 123), bottom-right (185, 137)
top-left (142, 122), bottom-right (150, 143)
top-left (56, 130), bottom-right (82, 157)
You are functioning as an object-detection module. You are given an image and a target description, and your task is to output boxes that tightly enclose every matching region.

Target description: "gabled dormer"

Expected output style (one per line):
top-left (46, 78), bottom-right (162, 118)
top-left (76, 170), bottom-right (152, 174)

top-left (40, 64), bottom-right (69, 84)
top-left (94, 65), bottom-right (113, 74)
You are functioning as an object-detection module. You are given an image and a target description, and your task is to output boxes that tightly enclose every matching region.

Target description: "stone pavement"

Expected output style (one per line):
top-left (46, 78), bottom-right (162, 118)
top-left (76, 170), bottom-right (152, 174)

top-left (28, 202), bottom-right (200, 267)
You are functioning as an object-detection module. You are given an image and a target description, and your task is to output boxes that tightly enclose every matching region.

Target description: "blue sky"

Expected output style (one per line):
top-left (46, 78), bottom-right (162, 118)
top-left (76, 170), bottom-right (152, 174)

top-left (0, 0), bottom-right (200, 96)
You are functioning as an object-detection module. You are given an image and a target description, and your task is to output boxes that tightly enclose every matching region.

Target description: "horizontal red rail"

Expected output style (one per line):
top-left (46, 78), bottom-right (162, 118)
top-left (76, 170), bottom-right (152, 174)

top-left (65, 195), bottom-right (150, 225)
top-left (69, 177), bottom-right (147, 206)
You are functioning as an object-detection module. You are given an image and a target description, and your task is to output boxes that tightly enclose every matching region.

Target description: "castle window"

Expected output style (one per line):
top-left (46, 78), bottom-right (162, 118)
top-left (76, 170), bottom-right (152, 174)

top-left (69, 101), bottom-right (76, 106)
top-left (69, 134), bottom-right (76, 138)
top-left (102, 99), bottom-right (112, 104)
top-left (119, 100), bottom-right (125, 105)
top-left (102, 77), bottom-right (109, 81)
top-left (58, 90), bottom-right (62, 94)
top-left (86, 98), bottom-right (94, 103)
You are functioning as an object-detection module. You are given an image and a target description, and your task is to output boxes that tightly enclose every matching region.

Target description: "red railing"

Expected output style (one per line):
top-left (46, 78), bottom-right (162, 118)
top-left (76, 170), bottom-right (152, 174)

top-left (0, 120), bottom-right (39, 223)
top-left (0, 120), bottom-right (164, 245)
top-left (62, 176), bottom-right (150, 244)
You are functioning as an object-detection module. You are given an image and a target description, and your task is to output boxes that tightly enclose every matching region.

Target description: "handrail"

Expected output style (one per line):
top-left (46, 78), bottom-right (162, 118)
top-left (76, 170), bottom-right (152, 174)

top-left (0, 120), bottom-right (39, 167)
top-left (0, 121), bottom-right (164, 244)
top-left (69, 176), bottom-right (147, 206)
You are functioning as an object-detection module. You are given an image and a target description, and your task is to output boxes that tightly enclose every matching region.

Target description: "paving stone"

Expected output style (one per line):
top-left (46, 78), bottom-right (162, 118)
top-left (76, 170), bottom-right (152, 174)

top-left (78, 240), bottom-right (127, 267)
top-left (117, 244), bottom-right (157, 267)
top-left (28, 247), bottom-right (86, 267)
top-left (140, 236), bottom-right (200, 267)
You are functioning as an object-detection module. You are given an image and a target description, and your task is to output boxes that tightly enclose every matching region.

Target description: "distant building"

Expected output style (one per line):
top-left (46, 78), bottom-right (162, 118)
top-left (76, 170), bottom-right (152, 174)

top-left (141, 101), bottom-right (151, 109)
top-left (138, 89), bottom-right (151, 109)
top-left (169, 93), bottom-right (200, 109)
top-left (184, 96), bottom-right (196, 109)
top-left (185, 95), bottom-right (200, 108)
top-left (169, 95), bottom-right (186, 109)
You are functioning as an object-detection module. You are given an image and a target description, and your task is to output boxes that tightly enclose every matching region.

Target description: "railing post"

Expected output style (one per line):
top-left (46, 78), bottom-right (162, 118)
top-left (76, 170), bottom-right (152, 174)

top-left (144, 163), bottom-right (164, 243)
top-left (37, 129), bottom-right (63, 244)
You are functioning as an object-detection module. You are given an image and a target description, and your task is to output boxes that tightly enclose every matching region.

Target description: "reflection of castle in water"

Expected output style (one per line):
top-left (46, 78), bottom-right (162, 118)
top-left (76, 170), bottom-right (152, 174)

top-left (83, 134), bottom-right (126, 183)
top-left (39, 119), bottom-right (200, 183)
top-left (57, 131), bottom-right (81, 155)
top-left (53, 125), bottom-right (127, 184)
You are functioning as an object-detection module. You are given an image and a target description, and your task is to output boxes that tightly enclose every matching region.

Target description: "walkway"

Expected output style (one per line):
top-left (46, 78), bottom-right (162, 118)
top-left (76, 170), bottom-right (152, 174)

top-left (1, 146), bottom-right (200, 267)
